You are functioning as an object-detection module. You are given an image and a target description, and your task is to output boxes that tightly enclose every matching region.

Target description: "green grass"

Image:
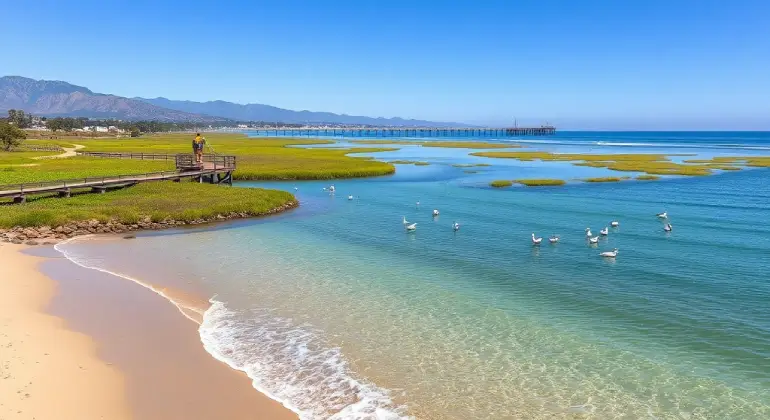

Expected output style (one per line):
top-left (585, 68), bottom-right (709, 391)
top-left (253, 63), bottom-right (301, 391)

top-left (636, 175), bottom-right (661, 180)
top-left (388, 160), bottom-right (430, 166)
top-left (470, 151), bottom-right (724, 176)
top-left (514, 179), bottom-right (566, 187)
top-left (489, 179), bottom-right (513, 188)
top-left (0, 151), bottom-right (57, 165)
top-left (685, 156), bottom-right (770, 168)
top-left (55, 133), bottom-right (397, 180)
top-left (351, 140), bottom-right (519, 149)
top-left (582, 177), bottom-right (629, 183)
top-left (0, 157), bottom-right (173, 185)
top-left (489, 180), bottom-right (513, 188)
top-left (451, 163), bottom-right (491, 167)
top-left (0, 182), bottom-right (296, 228)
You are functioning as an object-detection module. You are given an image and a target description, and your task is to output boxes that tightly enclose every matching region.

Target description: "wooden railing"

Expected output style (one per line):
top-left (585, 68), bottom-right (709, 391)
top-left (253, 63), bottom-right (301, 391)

top-left (76, 151), bottom-right (236, 170)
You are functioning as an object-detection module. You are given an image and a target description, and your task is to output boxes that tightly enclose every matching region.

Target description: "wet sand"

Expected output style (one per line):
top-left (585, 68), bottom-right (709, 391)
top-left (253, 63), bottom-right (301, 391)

top-left (0, 243), bottom-right (130, 420)
top-left (1, 243), bottom-right (297, 420)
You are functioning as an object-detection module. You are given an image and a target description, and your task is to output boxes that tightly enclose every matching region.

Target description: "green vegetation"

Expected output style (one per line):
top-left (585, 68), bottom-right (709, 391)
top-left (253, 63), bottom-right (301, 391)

top-left (0, 182), bottom-right (295, 228)
top-left (685, 156), bottom-right (770, 168)
top-left (489, 180), bottom-right (513, 188)
top-left (451, 163), bottom-right (491, 167)
top-left (514, 179), bottom-right (566, 187)
top-left (0, 157), bottom-right (172, 185)
top-left (470, 151), bottom-right (735, 176)
top-left (388, 160), bottom-right (430, 166)
top-left (636, 175), bottom-right (661, 180)
top-left (0, 122), bottom-right (27, 151)
top-left (42, 134), bottom-right (397, 180)
top-left (582, 177), bottom-right (630, 183)
top-left (351, 140), bottom-right (519, 149)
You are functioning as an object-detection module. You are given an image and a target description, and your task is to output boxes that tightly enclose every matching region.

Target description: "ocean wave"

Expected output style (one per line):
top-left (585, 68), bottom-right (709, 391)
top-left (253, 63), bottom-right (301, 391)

top-left (199, 299), bottom-right (411, 420)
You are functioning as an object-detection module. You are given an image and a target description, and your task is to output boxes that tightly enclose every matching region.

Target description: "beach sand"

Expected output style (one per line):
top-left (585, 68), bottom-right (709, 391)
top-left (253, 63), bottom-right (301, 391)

top-left (1, 243), bottom-right (297, 420)
top-left (0, 243), bottom-right (130, 420)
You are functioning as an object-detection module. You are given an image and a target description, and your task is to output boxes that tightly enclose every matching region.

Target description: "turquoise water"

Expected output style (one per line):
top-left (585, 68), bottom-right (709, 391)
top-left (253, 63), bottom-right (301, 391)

top-left (57, 133), bottom-right (770, 419)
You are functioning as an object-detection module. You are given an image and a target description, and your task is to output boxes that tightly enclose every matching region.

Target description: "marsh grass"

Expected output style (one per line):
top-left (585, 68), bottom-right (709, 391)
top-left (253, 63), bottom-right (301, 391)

top-left (636, 175), bottom-right (661, 180)
top-left (451, 163), bottom-right (491, 167)
top-left (389, 160), bottom-right (430, 166)
top-left (582, 177), bottom-right (630, 183)
top-left (469, 151), bottom-right (748, 176)
top-left (44, 134), bottom-right (397, 180)
top-left (0, 182), bottom-right (295, 228)
top-left (351, 140), bottom-right (519, 149)
top-left (0, 157), bottom-right (173, 185)
top-left (489, 180), bottom-right (513, 188)
top-left (514, 179), bottom-right (566, 187)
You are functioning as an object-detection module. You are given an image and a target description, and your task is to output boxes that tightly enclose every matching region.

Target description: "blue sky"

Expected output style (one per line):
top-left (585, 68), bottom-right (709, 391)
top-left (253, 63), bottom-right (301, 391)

top-left (1, 0), bottom-right (769, 129)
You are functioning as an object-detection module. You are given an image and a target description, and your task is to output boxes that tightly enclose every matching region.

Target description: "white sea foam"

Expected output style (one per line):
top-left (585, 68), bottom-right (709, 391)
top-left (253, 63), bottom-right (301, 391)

top-left (199, 299), bottom-right (411, 420)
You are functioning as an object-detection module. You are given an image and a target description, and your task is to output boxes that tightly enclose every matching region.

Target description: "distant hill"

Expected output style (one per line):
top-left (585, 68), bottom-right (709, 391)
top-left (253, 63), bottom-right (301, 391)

top-left (0, 76), bottom-right (223, 122)
top-left (137, 97), bottom-right (470, 127)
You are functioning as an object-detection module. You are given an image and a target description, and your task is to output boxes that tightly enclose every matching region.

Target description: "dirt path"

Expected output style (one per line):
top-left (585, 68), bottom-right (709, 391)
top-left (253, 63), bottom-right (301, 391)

top-left (32, 144), bottom-right (85, 160)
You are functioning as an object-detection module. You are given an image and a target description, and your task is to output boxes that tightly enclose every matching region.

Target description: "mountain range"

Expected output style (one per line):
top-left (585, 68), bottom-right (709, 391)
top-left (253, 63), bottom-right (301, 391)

top-left (0, 76), bottom-right (466, 126)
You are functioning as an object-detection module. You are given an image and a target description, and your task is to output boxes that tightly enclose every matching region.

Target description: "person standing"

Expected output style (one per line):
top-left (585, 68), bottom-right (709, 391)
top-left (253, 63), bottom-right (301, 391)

top-left (193, 133), bottom-right (204, 163)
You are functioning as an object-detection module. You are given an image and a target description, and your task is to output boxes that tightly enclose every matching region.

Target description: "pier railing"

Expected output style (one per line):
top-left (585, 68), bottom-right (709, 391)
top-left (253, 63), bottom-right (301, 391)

top-left (75, 151), bottom-right (236, 170)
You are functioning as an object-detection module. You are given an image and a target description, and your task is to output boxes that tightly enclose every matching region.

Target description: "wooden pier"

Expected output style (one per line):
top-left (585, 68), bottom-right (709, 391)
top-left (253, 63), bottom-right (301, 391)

top-left (0, 153), bottom-right (236, 203)
top-left (253, 126), bottom-right (556, 138)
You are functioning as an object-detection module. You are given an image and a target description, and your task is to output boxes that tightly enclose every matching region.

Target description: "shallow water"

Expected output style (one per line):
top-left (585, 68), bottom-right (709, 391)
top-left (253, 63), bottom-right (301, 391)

top-left (57, 132), bottom-right (770, 419)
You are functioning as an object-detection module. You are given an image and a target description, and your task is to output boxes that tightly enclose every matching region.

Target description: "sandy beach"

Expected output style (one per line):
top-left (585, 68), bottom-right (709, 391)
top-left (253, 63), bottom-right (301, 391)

top-left (0, 243), bottom-right (297, 420)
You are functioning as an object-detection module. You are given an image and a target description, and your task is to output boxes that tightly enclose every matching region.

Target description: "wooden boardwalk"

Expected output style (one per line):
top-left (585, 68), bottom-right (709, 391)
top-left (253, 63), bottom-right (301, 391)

top-left (0, 153), bottom-right (236, 203)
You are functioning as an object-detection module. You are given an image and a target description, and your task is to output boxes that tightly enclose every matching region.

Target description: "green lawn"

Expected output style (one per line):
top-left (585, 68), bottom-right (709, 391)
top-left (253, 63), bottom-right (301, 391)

top-left (0, 182), bottom-right (296, 228)
top-left (0, 157), bottom-right (173, 185)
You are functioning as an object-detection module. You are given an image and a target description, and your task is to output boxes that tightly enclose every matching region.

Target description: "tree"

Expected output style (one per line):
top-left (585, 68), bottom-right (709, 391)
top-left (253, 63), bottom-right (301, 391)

top-left (0, 122), bottom-right (27, 151)
top-left (7, 109), bottom-right (31, 128)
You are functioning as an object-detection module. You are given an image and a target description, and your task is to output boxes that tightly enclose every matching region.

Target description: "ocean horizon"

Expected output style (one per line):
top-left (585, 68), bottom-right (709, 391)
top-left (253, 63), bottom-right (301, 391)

top-left (55, 131), bottom-right (770, 419)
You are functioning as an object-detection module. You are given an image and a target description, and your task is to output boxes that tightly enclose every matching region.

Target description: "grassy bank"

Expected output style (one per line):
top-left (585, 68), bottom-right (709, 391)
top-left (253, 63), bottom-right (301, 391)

top-left (489, 180), bottom-right (513, 188)
top-left (514, 179), bottom-right (566, 187)
top-left (636, 175), bottom-right (661, 180)
top-left (50, 134), bottom-right (397, 180)
top-left (469, 151), bottom-right (739, 176)
top-left (389, 160), bottom-right (430, 166)
top-left (0, 182), bottom-right (296, 228)
top-left (0, 157), bottom-right (172, 184)
top-left (351, 140), bottom-right (519, 149)
top-left (582, 177), bottom-right (630, 183)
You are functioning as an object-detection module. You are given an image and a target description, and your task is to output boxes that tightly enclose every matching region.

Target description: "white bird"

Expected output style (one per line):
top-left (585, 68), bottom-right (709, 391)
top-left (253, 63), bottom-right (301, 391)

top-left (532, 233), bottom-right (543, 245)
top-left (664, 223), bottom-right (672, 232)
top-left (294, 187), bottom-right (298, 191)
top-left (348, 195), bottom-right (354, 200)
top-left (600, 248), bottom-right (619, 258)
top-left (611, 221), bottom-right (619, 227)
top-left (453, 222), bottom-right (460, 231)
top-left (433, 209), bottom-right (440, 216)
top-left (405, 223), bottom-right (417, 231)
top-left (322, 187), bottom-right (327, 191)
top-left (402, 216), bottom-right (409, 225)
top-left (585, 228), bottom-right (593, 237)
top-left (589, 236), bottom-right (600, 244)
top-left (549, 235), bottom-right (559, 243)
top-left (657, 211), bottom-right (667, 219)
top-left (600, 227), bottom-right (609, 236)
top-left (416, 201), bottom-right (420, 207)
top-left (329, 185), bottom-right (335, 193)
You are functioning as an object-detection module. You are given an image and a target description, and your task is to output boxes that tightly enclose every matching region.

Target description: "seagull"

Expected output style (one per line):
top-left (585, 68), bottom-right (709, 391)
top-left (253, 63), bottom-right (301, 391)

top-left (348, 195), bottom-right (354, 200)
top-left (600, 248), bottom-right (619, 258)
top-left (600, 227), bottom-right (609, 236)
top-left (549, 235), bottom-right (559, 243)
top-left (664, 223), bottom-right (672, 232)
top-left (416, 201), bottom-right (420, 207)
top-left (433, 209), bottom-right (440, 216)
top-left (329, 185), bottom-right (335, 193)
top-left (611, 221), bottom-right (619, 227)
top-left (294, 187), bottom-right (298, 191)
top-left (453, 222), bottom-right (460, 232)
top-left (532, 233), bottom-right (543, 245)
top-left (589, 236), bottom-right (600, 244)
top-left (585, 228), bottom-right (593, 237)
top-left (657, 211), bottom-right (667, 219)
top-left (405, 223), bottom-right (417, 232)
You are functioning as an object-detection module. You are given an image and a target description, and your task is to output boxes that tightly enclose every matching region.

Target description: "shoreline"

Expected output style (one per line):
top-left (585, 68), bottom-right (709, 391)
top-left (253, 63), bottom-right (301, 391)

top-left (0, 243), bottom-right (131, 419)
top-left (1, 242), bottom-right (298, 419)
